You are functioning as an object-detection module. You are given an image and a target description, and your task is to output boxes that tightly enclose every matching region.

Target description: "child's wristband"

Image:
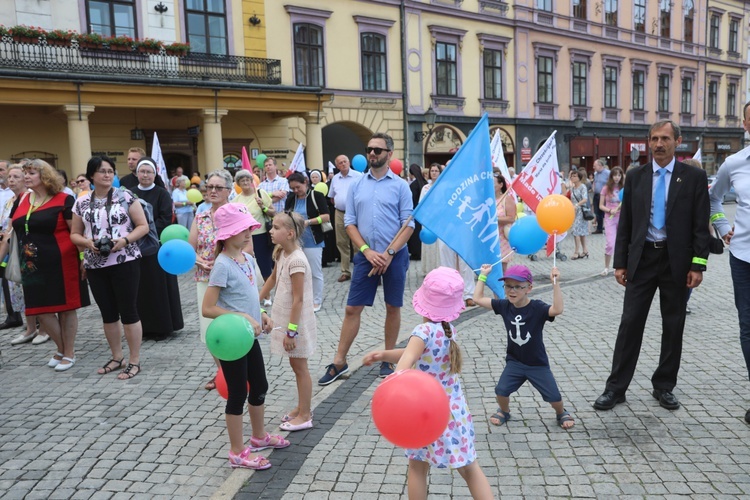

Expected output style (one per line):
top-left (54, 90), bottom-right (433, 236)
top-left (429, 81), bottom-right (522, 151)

top-left (260, 308), bottom-right (267, 315)
top-left (478, 275), bottom-right (487, 283)
top-left (316, 216), bottom-right (322, 225)
top-left (360, 244), bottom-right (369, 252)
top-left (79, 252), bottom-right (85, 260)
top-left (287, 323), bottom-right (298, 331)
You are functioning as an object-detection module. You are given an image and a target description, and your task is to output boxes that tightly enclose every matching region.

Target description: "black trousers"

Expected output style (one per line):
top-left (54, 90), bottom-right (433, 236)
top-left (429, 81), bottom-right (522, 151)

top-left (2, 278), bottom-right (19, 321)
top-left (605, 246), bottom-right (689, 394)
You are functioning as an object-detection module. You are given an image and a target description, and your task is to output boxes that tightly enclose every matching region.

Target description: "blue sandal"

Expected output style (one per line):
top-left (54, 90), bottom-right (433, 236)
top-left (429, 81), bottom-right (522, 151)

top-left (490, 409), bottom-right (511, 426)
top-left (557, 410), bottom-right (575, 429)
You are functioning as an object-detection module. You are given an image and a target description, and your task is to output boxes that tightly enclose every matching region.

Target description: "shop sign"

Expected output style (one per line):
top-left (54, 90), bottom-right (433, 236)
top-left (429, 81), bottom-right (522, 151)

top-left (716, 142), bottom-right (732, 151)
top-left (521, 148), bottom-right (532, 162)
top-left (627, 142), bottom-right (647, 152)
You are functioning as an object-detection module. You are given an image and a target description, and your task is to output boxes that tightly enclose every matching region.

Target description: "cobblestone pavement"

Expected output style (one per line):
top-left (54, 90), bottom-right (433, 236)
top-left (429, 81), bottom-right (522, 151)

top-left (2, 205), bottom-right (750, 499)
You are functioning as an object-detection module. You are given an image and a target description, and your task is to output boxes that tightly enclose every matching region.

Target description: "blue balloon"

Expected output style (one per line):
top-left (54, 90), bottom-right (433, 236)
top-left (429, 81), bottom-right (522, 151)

top-left (508, 215), bottom-right (548, 255)
top-left (420, 227), bottom-right (437, 244)
top-left (157, 239), bottom-right (196, 275)
top-left (618, 188), bottom-right (624, 202)
top-left (352, 154), bottom-right (367, 172)
top-left (112, 176), bottom-right (120, 188)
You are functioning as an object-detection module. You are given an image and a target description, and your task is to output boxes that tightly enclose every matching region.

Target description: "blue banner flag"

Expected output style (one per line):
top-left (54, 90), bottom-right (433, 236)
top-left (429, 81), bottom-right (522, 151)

top-left (413, 114), bottom-right (505, 298)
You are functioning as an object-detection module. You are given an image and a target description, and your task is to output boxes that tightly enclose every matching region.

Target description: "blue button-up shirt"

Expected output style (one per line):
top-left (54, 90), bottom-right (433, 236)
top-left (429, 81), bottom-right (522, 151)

top-left (345, 169), bottom-right (414, 253)
top-left (647, 158), bottom-right (674, 243)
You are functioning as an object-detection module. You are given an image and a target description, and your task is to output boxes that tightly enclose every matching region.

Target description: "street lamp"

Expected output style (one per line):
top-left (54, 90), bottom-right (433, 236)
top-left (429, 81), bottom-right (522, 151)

top-left (414, 106), bottom-right (437, 142)
top-left (564, 114), bottom-right (584, 143)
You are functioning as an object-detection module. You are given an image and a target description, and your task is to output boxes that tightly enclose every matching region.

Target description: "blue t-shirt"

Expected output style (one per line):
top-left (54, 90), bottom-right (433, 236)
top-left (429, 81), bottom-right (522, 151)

top-left (490, 298), bottom-right (553, 366)
top-left (294, 197), bottom-right (324, 249)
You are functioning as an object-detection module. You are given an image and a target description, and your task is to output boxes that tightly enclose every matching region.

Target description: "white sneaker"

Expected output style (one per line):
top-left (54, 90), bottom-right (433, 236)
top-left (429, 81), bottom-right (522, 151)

top-left (32, 333), bottom-right (50, 345)
top-left (10, 330), bottom-right (37, 345)
top-left (262, 299), bottom-right (272, 307)
top-left (54, 357), bottom-right (76, 372)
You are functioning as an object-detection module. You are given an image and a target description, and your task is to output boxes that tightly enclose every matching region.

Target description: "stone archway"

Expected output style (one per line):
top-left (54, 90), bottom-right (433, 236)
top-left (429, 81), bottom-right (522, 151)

top-left (322, 121), bottom-right (373, 169)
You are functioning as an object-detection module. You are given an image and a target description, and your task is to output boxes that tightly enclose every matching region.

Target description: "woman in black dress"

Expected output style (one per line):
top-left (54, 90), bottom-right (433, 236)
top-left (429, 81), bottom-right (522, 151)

top-left (407, 163), bottom-right (427, 260)
top-left (130, 158), bottom-right (184, 340)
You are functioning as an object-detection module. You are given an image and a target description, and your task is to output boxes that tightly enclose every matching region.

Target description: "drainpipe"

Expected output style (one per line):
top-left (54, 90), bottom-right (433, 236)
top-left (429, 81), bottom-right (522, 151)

top-left (400, 0), bottom-right (410, 165)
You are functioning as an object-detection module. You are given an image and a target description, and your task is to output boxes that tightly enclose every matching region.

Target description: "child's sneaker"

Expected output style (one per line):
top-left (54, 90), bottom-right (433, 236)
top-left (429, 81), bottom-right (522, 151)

top-left (228, 447), bottom-right (272, 470)
top-left (249, 433), bottom-right (291, 452)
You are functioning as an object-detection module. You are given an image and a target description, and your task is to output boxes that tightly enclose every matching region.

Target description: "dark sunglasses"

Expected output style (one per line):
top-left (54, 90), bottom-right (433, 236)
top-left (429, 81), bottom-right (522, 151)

top-left (365, 147), bottom-right (390, 155)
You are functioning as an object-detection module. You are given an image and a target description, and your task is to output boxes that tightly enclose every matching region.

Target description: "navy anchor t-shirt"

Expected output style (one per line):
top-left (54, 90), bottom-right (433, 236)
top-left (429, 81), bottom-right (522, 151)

top-left (491, 298), bottom-right (554, 366)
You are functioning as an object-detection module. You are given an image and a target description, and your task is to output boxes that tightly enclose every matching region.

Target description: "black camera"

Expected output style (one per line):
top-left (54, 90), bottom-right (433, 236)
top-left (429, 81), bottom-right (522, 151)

top-left (94, 236), bottom-right (114, 257)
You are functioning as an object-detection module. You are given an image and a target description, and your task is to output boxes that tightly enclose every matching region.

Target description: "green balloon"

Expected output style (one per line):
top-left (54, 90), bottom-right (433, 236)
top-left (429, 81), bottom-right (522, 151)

top-left (255, 154), bottom-right (267, 167)
top-left (205, 314), bottom-right (255, 361)
top-left (160, 224), bottom-right (190, 245)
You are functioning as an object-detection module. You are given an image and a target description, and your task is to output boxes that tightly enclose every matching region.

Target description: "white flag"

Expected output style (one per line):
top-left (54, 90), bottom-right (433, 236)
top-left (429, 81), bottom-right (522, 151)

top-left (288, 143), bottom-right (306, 174)
top-left (510, 131), bottom-right (562, 212)
top-left (328, 161), bottom-right (335, 176)
top-left (693, 148), bottom-right (702, 162)
top-left (490, 130), bottom-right (516, 201)
top-left (151, 132), bottom-right (170, 189)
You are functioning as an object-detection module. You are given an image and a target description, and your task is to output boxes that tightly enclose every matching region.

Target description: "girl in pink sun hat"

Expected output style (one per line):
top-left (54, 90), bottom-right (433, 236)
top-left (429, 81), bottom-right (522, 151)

top-left (202, 203), bottom-right (291, 470)
top-left (364, 267), bottom-right (493, 499)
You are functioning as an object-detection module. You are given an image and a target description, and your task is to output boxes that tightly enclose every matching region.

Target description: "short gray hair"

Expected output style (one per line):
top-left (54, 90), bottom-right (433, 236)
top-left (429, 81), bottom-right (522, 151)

top-left (235, 170), bottom-right (253, 182)
top-left (206, 169), bottom-right (233, 187)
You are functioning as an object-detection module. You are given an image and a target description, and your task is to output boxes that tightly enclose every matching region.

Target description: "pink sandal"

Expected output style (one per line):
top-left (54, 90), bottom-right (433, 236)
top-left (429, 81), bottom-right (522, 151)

top-left (249, 433), bottom-right (291, 452)
top-left (228, 447), bottom-right (271, 470)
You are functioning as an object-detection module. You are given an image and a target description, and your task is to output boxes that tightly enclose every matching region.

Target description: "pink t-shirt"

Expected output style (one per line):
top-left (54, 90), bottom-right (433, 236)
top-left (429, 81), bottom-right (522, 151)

top-left (73, 188), bottom-right (142, 269)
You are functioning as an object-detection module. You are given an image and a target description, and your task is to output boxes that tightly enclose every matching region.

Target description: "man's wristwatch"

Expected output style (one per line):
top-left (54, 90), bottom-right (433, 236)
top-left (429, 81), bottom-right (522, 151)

top-left (387, 248), bottom-right (395, 257)
top-left (286, 329), bottom-right (298, 338)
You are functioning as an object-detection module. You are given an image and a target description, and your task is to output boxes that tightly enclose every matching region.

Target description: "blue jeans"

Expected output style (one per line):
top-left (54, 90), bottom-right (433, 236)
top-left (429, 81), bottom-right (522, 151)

top-left (730, 253), bottom-right (750, 382)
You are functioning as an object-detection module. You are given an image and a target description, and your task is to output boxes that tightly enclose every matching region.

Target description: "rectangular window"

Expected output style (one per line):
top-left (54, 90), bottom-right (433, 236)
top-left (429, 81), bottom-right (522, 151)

top-left (361, 33), bottom-right (386, 92)
top-left (536, 0), bottom-right (552, 11)
top-left (537, 55), bottom-right (553, 103)
top-left (710, 15), bottom-right (720, 48)
top-left (728, 83), bottom-right (737, 117)
top-left (435, 42), bottom-right (457, 96)
top-left (605, 0), bottom-right (618, 26)
top-left (634, 0), bottom-right (646, 33)
top-left (681, 77), bottom-right (692, 114)
top-left (186, 0), bottom-right (227, 55)
top-left (660, 0), bottom-right (670, 38)
top-left (708, 81), bottom-right (718, 115)
top-left (483, 48), bottom-right (503, 100)
top-left (294, 23), bottom-right (325, 87)
top-left (572, 61), bottom-right (587, 106)
top-left (632, 70), bottom-right (645, 110)
top-left (573, 0), bottom-right (587, 19)
top-left (87, 0), bottom-right (136, 37)
top-left (729, 19), bottom-right (739, 52)
top-left (683, 0), bottom-right (694, 43)
top-left (604, 67), bottom-right (617, 108)
top-left (658, 74), bottom-right (670, 112)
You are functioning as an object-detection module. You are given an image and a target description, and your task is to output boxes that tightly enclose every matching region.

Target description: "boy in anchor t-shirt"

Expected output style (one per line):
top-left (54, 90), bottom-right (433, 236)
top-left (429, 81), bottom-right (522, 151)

top-left (473, 264), bottom-right (575, 430)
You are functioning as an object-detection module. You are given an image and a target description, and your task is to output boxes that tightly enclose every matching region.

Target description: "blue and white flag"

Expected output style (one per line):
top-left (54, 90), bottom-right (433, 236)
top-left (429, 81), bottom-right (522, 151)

top-left (413, 114), bottom-right (505, 298)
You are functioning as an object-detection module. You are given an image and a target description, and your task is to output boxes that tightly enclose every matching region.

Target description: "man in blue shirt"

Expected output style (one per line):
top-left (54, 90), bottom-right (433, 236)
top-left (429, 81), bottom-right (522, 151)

top-left (592, 159), bottom-right (610, 234)
top-left (318, 133), bottom-right (414, 384)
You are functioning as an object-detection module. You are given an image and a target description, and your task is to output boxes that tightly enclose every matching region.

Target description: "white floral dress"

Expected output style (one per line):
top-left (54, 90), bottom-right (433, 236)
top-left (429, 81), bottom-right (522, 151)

top-left (405, 322), bottom-right (477, 469)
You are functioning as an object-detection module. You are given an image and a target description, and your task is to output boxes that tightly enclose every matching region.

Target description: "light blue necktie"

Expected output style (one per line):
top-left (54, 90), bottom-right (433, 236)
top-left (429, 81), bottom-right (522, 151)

top-left (653, 169), bottom-right (667, 230)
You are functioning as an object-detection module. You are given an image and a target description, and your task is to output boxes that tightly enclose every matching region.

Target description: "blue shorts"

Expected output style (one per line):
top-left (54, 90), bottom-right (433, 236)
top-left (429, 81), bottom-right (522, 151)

top-left (495, 359), bottom-right (562, 403)
top-left (347, 247), bottom-right (409, 307)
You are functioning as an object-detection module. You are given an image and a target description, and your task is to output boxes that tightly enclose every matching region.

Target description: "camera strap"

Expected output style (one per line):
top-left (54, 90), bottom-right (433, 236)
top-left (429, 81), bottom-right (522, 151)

top-left (89, 188), bottom-right (115, 239)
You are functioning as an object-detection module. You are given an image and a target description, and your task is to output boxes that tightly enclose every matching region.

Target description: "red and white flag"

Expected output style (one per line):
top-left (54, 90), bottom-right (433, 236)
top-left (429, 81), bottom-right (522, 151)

top-left (510, 131), bottom-right (562, 213)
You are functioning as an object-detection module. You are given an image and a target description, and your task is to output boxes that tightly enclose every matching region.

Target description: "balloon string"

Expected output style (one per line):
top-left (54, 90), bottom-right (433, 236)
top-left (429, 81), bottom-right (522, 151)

top-left (472, 251), bottom-right (514, 273)
top-left (552, 236), bottom-right (557, 285)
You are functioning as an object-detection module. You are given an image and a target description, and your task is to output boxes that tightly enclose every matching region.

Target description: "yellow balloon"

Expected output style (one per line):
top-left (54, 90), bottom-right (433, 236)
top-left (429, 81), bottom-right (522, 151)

top-left (517, 212), bottom-right (527, 219)
top-left (516, 202), bottom-right (525, 215)
top-left (313, 182), bottom-right (328, 196)
top-left (186, 189), bottom-right (203, 203)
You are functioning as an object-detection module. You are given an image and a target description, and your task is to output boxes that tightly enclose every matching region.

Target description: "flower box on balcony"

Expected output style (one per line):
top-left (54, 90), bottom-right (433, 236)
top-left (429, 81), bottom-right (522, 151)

top-left (9, 25), bottom-right (44, 43)
top-left (77, 32), bottom-right (105, 50)
top-left (45, 29), bottom-right (75, 47)
top-left (136, 38), bottom-right (163, 54)
top-left (165, 42), bottom-right (190, 56)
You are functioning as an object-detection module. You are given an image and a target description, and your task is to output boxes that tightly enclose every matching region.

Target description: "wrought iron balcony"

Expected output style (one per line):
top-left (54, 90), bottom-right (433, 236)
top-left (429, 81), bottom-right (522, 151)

top-left (0, 37), bottom-right (282, 86)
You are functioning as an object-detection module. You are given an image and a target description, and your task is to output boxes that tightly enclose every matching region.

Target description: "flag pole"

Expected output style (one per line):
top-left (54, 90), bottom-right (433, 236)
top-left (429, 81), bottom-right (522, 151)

top-left (367, 216), bottom-right (414, 277)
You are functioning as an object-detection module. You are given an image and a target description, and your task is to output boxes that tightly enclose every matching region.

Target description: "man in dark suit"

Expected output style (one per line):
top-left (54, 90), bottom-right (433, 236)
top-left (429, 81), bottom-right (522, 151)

top-left (593, 120), bottom-right (710, 411)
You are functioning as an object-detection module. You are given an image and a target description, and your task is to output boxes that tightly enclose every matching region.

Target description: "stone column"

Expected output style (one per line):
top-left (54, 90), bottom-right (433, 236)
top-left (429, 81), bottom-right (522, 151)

top-left (303, 112), bottom-right (323, 169)
top-left (200, 108), bottom-right (229, 172)
top-left (64, 104), bottom-right (95, 172)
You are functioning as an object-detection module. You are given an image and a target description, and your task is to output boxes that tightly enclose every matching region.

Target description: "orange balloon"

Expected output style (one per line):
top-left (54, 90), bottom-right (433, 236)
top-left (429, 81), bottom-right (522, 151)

top-left (536, 194), bottom-right (575, 234)
top-left (253, 174), bottom-right (261, 186)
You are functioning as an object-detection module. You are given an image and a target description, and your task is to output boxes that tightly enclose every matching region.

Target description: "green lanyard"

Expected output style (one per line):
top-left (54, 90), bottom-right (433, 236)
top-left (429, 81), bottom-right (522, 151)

top-left (25, 193), bottom-right (48, 234)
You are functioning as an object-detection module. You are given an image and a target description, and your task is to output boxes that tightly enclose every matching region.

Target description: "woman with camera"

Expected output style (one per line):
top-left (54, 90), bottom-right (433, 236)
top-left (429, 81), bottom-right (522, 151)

top-left (232, 169), bottom-right (275, 280)
top-left (71, 156), bottom-right (150, 380)
top-left (0, 159), bottom-right (90, 371)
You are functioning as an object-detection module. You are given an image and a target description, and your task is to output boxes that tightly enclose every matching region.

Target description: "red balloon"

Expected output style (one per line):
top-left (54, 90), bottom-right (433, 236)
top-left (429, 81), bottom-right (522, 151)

top-left (372, 370), bottom-right (450, 448)
top-left (215, 367), bottom-right (250, 400)
top-left (389, 158), bottom-right (404, 176)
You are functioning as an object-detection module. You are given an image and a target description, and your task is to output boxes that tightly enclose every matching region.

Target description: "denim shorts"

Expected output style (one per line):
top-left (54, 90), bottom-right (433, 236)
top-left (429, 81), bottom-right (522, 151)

top-left (347, 247), bottom-right (409, 307)
top-left (495, 359), bottom-right (562, 403)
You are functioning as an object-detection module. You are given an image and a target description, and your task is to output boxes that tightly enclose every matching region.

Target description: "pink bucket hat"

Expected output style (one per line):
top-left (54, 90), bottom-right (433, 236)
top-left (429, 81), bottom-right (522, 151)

top-left (500, 265), bottom-right (533, 284)
top-left (214, 203), bottom-right (261, 242)
top-left (412, 267), bottom-right (466, 322)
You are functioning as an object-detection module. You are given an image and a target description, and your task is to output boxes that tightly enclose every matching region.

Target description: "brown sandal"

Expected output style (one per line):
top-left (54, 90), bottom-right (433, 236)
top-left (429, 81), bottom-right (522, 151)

top-left (205, 375), bottom-right (216, 391)
top-left (117, 363), bottom-right (140, 380)
top-left (98, 358), bottom-right (124, 375)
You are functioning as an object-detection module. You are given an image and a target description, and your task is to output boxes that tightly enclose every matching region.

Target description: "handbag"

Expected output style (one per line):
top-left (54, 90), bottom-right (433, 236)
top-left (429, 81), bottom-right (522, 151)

top-left (709, 225), bottom-right (725, 255)
top-left (309, 191), bottom-right (333, 233)
top-left (5, 230), bottom-right (21, 283)
top-left (572, 190), bottom-right (595, 221)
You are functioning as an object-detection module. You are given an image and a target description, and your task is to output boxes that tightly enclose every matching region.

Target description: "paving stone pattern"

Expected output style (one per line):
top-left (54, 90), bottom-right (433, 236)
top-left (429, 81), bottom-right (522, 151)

top-left (2, 205), bottom-right (750, 499)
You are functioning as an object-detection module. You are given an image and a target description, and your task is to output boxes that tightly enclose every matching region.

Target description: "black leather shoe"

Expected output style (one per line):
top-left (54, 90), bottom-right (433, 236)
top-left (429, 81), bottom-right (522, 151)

top-left (652, 389), bottom-right (680, 410)
top-left (593, 390), bottom-right (626, 410)
top-left (744, 409), bottom-right (750, 424)
top-left (0, 319), bottom-right (23, 330)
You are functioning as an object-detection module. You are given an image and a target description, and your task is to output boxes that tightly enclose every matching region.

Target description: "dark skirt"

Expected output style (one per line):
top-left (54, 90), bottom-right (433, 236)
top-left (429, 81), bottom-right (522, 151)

top-left (137, 253), bottom-right (184, 336)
